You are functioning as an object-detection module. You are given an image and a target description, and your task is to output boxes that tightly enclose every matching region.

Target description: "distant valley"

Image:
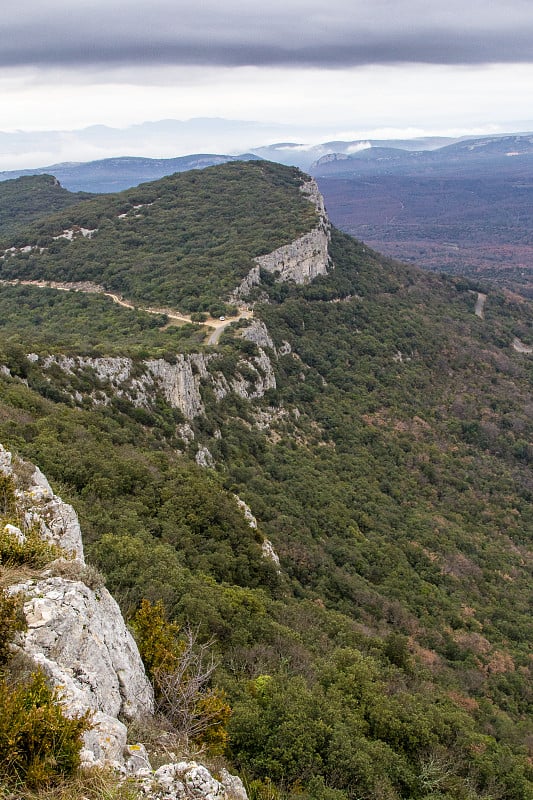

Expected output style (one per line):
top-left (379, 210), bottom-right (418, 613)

top-left (311, 134), bottom-right (533, 298)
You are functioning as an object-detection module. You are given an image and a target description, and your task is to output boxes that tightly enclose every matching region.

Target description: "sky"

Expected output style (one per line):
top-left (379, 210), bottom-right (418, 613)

top-left (1, 0), bottom-right (533, 168)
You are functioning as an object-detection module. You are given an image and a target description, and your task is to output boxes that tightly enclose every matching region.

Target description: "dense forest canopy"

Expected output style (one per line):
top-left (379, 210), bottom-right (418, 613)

top-left (0, 162), bottom-right (532, 800)
top-left (0, 161), bottom-right (317, 314)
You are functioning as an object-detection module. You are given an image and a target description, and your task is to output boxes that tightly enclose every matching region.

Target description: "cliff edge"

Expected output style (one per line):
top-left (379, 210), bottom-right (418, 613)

top-left (0, 444), bottom-right (248, 800)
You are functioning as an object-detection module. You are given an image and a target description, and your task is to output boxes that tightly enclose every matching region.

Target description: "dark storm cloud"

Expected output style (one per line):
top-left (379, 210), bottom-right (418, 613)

top-left (2, 0), bottom-right (533, 69)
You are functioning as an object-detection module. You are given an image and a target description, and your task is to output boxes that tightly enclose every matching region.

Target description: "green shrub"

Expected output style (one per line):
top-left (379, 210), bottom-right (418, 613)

top-left (0, 473), bottom-right (17, 518)
top-left (0, 522), bottom-right (62, 568)
top-left (132, 599), bottom-right (231, 751)
top-left (0, 589), bottom-right (26, 666)
top-left (0, 670), bottom-right (90, 788)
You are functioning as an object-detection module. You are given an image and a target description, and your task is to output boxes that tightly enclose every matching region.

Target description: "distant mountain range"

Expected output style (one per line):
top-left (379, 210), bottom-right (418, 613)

top-left (2, 131), bottom-right (533, 194)
top-left (0, 135), bottom-right (458, 194)
top-left (310, 134), bottom-right (533, 178)
top-left (0, 154), bottom-right (260, 193)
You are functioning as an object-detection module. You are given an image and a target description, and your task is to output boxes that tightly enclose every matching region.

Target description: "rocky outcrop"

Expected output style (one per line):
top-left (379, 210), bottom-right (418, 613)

top-left (231, 264), bottom-right (261, 299)
top-left (1, 444), bottom-right (154, 767)
top-left (231, 178), bottom-right (332, 300)
top-left (12, 575), bottom-right (154, 766)
top-left (17, 577), bottom-right (153, 719)
top-left (148, 349), bottom-right (276, 417)
top-left (261, 539), bottom-right (281, 570)
top-left (233, 493), bottom-right (281, 571)
top-left (253, 224), bottom-right (330, 285)
top-left (138, 761), bottom-right (248, 800)
top-left (1, 444), bottom-right (249, 798)
top-left (195, 445), bottom-right (215, 468)
top-left (146, 355), bottom-right (212, 419)
top-left (241, 319), bottom-right (275, 350)
top-left (0, 444), bottom-right (84, 562)
top-left (37, 348), bottom-right (275, 421)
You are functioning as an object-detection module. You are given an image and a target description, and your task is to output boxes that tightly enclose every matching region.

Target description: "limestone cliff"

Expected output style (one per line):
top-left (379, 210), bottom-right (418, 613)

top-left (1, 444), bottom-right (154, 767)
top-left (0, 444), bottom-right (249, 800)
top-left (37, 346), bottom-right (276, 421)
top-left (231, 178), bottom-right (332, 300)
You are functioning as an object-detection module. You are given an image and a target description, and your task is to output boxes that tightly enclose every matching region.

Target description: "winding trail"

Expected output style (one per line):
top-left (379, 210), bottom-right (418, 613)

top-left (512, 337), bottom-right (533, 354)
top-left (474, 292), bottom-right (487, 319)
top-left (468, 289), bottom-right (531, 354)
top-left (0, 279), bottom-right (253, 344)
top-left (207, 310), bottom-right (253, 345)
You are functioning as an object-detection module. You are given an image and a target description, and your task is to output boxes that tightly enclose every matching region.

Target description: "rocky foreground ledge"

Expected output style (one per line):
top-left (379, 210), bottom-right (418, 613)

top-left (0, 444), bottom-right (248, 800)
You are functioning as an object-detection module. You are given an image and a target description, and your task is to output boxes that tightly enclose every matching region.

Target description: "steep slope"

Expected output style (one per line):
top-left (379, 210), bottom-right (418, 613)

top-left (0, 174), bottom-right (91, 237)
top-left (0, 161), bottom-right (319, 314)
top-left (0, 444), bottom-right (251, 799)
top-left (0, 162), bottom-right (531, 800)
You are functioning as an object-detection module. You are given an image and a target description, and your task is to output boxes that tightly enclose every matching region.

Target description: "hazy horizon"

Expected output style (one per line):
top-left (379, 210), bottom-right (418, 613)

top-left (2, 116), bottom-right (533, 173)
top-left (2, 2), bottom-right (533, 170)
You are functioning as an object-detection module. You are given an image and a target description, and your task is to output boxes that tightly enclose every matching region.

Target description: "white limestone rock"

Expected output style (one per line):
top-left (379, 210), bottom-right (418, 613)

top-left (80, 712), bottom-right (129, 768)
top-left (241, 319), bottom-right (275, 350)
top-left (124, 743), bottom-right (153, 775)
top-left (0, 444), bottom-right (85, 561)
top-left (234, 495), bottom-right (258, 529)
top-left (146, 354), bottom-right (212, 419)
top-left (196, 446), bottom-right (215, 468)
top-left (34, 344), bottom-right (277, 422)
top-left (11, 576), bottom-right (154, 723)
top-left (232, 178), bottom-right (332, 298)
top-left (254, 224), bottom-right (330, 284)
top-left (219, 769), bottom-right (248, 800)
top-left (230, 265), bottom-right (261, 301)
top-left (148, 762), bottom-right (227, 800)
top-left (3, 522), bottom-right (25, 544)
top-left (262, 539), bottom-right (281, 570)
top-left (136, 762), bottom-right (249, 800)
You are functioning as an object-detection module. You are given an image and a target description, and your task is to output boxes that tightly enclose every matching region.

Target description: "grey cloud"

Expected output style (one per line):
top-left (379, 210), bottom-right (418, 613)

top-left (2, 1), bottom-right (533, 68)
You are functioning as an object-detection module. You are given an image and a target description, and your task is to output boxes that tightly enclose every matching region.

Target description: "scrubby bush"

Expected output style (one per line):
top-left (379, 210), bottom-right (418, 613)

top-left (132, 599), bottom-right (231, 752)
top-left (0, 522), bottom-right (61, 568)
top-left (0, 472), bottom-right (17, 518)
top-left (0, 670), bottom-right (90, 788)
top-left (0, 472), bottom-right (60, 567)
top-left (0, 589), bottom-right (26, 666)
top-left (0, 587), bottom-right (89, 789)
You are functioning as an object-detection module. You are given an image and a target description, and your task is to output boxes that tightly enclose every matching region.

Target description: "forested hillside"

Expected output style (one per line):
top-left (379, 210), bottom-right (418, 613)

top-left (0, 174), bottom-right (91, 237)
top-left (0, 162), bottom-right (531, 800)
top-left (0, 161), bottom-right (317, 314)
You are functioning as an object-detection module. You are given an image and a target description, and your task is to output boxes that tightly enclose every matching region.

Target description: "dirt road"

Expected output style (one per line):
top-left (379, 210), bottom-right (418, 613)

top-left (0, 279), bottom-right (253, 344)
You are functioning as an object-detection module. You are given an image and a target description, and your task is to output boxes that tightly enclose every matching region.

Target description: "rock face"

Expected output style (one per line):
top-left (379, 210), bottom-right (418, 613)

top-left (15, 576), bottom-right (153, 712)
top-left (37, 347), bottom-right (276, 421)
top-left (231, 178), bottom-right (332, 299)
top-left (241, 319), bottom-right (275, 350)
top-left (254, 223), bottom-right (330, 284)
top-left (1, 443), bottom-right (154, 767)
top-left (140, 761), bottom-right (248, 800)
top-left (1, 444), bottom-right (249, 799)
top-left (14, 575), bottom-right (154, 766)
top-left (0, 444), bottom-right (85, 562)
top-left (233, 494), bottom-right (281, 571)
top-left (146, 354), bottom-right (212, 419)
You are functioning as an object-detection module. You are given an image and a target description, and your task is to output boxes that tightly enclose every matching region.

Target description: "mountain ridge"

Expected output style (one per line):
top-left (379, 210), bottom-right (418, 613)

top-left (0, 161), bottom-right (532, 800)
